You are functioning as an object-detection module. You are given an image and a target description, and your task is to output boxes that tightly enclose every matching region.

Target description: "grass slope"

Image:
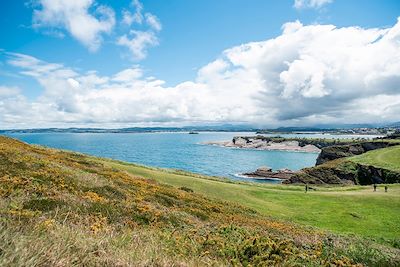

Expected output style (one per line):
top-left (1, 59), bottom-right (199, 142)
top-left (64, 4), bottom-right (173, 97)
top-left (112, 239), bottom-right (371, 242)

top-left (106, 160), bottom-right (400, 243)
top-left (1, 136), bottom-right (399, 266)
top-left (349, 145), bottom-right (400, 172)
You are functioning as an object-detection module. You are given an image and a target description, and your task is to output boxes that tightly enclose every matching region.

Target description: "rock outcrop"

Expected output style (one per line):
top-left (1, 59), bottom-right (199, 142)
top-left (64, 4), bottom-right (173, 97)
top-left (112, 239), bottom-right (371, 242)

top-left (204, 136), bottom-right (321, 153)
top-left (316, 141), bottom-right (399, 165)
top-left (283, 161), bottom-right (356, 185)
top-left (356, 165), bottom-right (400, 185)
top-left (242, 166), bottom-right (296, 180)
top-left (206, 135), bottom-right (400, 185)
top-left (284, 160), bottom-right (400, 185)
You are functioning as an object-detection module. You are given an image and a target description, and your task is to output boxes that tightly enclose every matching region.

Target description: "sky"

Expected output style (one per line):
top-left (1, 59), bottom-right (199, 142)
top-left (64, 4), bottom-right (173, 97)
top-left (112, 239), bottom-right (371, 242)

top-left (0, 0), bottom-right (400, 129)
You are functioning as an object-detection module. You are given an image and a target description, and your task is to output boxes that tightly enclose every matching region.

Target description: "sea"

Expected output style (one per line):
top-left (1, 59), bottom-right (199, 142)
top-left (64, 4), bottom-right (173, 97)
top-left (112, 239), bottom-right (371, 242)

top-left (3, 132), bottom-right (382, 183)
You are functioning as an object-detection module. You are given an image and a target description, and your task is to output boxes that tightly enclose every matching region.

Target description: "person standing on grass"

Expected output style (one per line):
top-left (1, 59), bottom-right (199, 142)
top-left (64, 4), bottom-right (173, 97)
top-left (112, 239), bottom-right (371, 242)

top-left (385, 185), bottom-right (388, 192)
top-left (373, 184), bottom-right (377, 192)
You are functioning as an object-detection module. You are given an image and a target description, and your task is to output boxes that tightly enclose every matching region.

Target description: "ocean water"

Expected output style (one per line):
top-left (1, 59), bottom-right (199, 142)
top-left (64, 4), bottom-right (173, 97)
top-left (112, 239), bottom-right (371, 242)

top-left (3, 132), bottom-right (380, 183)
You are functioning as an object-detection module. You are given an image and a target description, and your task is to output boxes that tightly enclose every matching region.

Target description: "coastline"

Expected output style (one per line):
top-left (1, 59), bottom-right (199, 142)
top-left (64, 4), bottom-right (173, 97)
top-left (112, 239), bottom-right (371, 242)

top-left (234, 173), bottom-right (284, 182)
top-left (202, 138), bottom-right (321, 153)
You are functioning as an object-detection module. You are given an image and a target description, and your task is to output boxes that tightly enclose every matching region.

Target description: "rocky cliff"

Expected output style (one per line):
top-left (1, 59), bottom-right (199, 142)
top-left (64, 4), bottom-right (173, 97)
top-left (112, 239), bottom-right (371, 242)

top-left (316, 141), bottom-right (399, 165)
top-left (284, 160), bottom-right (400, 185)
top-left (356, 164), bottom-right (400, 184)
top-left (285, 138), bottom-right (400, 185)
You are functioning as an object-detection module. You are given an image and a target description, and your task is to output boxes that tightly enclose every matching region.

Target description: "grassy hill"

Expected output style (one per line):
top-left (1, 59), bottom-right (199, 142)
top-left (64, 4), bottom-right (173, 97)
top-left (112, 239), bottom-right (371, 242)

top-left (349, 145), bottom-right (400, 172)
top-left (283, 137), bottom-right (400, 186)
top-left (105, 158), bottom-right (400, 243)
top-left (1, 136), bottom-right (399, 266)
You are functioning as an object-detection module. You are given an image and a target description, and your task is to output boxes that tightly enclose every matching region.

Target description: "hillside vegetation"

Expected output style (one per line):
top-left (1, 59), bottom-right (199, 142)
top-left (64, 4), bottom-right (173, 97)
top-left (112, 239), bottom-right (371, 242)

top-left (287, 144), bottom-right (400, 185)
top-left (349, 145), bottom-right (400, 172)
top-left (315, 140), bottom-right (400, 165)
top-left (1, 136), bottom-right (399, 266)
top-left (106, 159), bottom-right (400, 243)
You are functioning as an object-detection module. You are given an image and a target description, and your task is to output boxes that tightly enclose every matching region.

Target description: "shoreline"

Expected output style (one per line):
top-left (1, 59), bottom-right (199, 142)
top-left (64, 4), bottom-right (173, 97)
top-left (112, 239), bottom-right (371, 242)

top-left (233, 173), bottom-right (285, 184)
top-left (234, 173), bottom-right (285, 181)
top-left (202, 139), bottom-right (321, 153)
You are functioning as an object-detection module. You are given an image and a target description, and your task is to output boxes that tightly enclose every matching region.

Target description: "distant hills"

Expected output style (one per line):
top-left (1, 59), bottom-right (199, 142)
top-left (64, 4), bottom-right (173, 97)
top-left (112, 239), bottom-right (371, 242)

top-left (0, 122), bottom-right (398, 133)
top-left (0, 125), bottom-right (259, 134)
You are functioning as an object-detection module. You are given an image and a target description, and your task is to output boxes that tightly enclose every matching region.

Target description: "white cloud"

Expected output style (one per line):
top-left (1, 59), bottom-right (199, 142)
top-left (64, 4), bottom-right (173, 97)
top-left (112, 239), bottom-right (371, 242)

top-left (112, 67), bottom-right (143, 82)
top-left (33, 0), bottom-right (115, 52)
top-left (145, 13), bottom-right (162, 31)
top-left (122, 10), bottom-right (135, 26)
top-left (2, 18), bottom-right (400, 128)
top-left (117, 0), bottom-right (162, 60)
top-left (31, 0), bottom-right (161, 60)
top-left (131, 0), bottom-right (144, 24)
top-left (121, 0), bottom-right (143, 26)
top-left (0, 86), bottom-right (20, 97)
top-left (282, 20), bottom-right (303, 34)
top-left (294, 0), bottom-right (333, 9)
top-left (197, 59), bottom-right (230, 82)
top-left (117, 30), bottom-right (159, 60)
top-left (67, 78), bottom-right (80, 88)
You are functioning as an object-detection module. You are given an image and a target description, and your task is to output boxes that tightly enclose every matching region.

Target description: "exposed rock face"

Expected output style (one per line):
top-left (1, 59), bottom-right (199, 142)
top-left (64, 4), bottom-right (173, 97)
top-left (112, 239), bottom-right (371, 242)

top-left (234, 137), bottom-right (248, 146)
top-left (252, 166), bottom-right (273, 173)
top-left (242, 167), bottom-right (296, 180)
top-left (356, 165), bottom-right (400, 185)
top-left (292, 139), bottom-right (400, 184)
top-left (283, 163), bottom-right (356, 185)
top-left (205, 136), bottom-right (400, 185)
top-left (316, 141), bottom-right (399, 165)
top-left (284, 161), bottom-right (400, 185)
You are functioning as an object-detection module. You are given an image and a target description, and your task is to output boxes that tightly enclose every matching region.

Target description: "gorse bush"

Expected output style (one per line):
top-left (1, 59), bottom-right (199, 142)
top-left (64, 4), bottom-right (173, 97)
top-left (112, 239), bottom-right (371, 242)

top-left (0, 136), bottom-right (398, 266)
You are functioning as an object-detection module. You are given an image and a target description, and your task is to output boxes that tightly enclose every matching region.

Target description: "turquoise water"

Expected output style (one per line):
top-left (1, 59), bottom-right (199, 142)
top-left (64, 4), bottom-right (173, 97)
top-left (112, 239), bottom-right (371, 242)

top-left (4, 132), bottom-right (378, 183)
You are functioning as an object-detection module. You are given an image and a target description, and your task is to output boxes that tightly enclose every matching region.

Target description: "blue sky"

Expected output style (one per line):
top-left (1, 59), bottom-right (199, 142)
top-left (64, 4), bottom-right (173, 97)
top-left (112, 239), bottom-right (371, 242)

top-left (2, 0), bottom-right (399, 86)
top-left (0, 0), bottom-right (400, 128)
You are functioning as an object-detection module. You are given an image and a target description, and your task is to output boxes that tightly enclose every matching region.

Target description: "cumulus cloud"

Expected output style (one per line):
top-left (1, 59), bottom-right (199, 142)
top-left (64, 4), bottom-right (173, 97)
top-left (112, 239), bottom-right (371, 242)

top-left (145, 13), bottom-right (162, 31)
top-left (121, 0), bottom-right (143, 26)
top-left (32, 0), bottom-right (115, 52)
top-left (0, 86), bottom-right (20, 97)
top-left (294, 0), bottom-right (333, 9)
top-left (117, 30), bottom-right (159, 60)
top-left (31, 0), bottom-right (161, 60)
top-left (117, 0), bottom-right (162, 60)
top-left (2, 18), bottom-right (400, 128)
top-left (112, 67), bottom-right (143, 82)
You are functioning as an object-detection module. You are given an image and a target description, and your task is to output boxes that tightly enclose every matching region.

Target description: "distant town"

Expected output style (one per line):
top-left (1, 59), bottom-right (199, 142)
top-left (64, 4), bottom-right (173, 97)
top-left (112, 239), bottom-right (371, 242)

top-left (0, 125), bottom-right (398, 136)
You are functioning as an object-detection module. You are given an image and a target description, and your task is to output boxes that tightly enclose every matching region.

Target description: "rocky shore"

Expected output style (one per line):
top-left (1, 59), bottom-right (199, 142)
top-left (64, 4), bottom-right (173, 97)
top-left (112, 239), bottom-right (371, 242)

top-left (241, 166), bottom-right (297, 180)
top-left (203, 136), bottom-right (321, 153)
top-left (285, 139), bottom-right (400, 185)
top-left (206, 135), bottom-right (400, 185)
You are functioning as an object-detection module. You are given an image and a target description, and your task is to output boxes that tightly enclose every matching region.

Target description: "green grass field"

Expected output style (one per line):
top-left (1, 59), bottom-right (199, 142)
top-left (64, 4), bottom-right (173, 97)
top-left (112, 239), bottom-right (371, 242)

top-left (105, 159), bottom-right (400, 243)
top-left (349, 145), bottom-right (400, 172)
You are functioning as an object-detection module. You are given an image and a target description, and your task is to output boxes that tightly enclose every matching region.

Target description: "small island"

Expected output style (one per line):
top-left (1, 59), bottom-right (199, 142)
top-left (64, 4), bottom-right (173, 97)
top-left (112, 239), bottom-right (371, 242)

top-left (202, 135), bottom-right (364, 153)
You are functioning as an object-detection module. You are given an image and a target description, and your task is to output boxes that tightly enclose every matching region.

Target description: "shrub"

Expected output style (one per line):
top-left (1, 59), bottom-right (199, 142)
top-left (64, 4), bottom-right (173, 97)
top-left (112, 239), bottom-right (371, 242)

top-left (23, 198), bottom-right (65, 212)
top-left (179, 186), bottom-right (194, 193)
